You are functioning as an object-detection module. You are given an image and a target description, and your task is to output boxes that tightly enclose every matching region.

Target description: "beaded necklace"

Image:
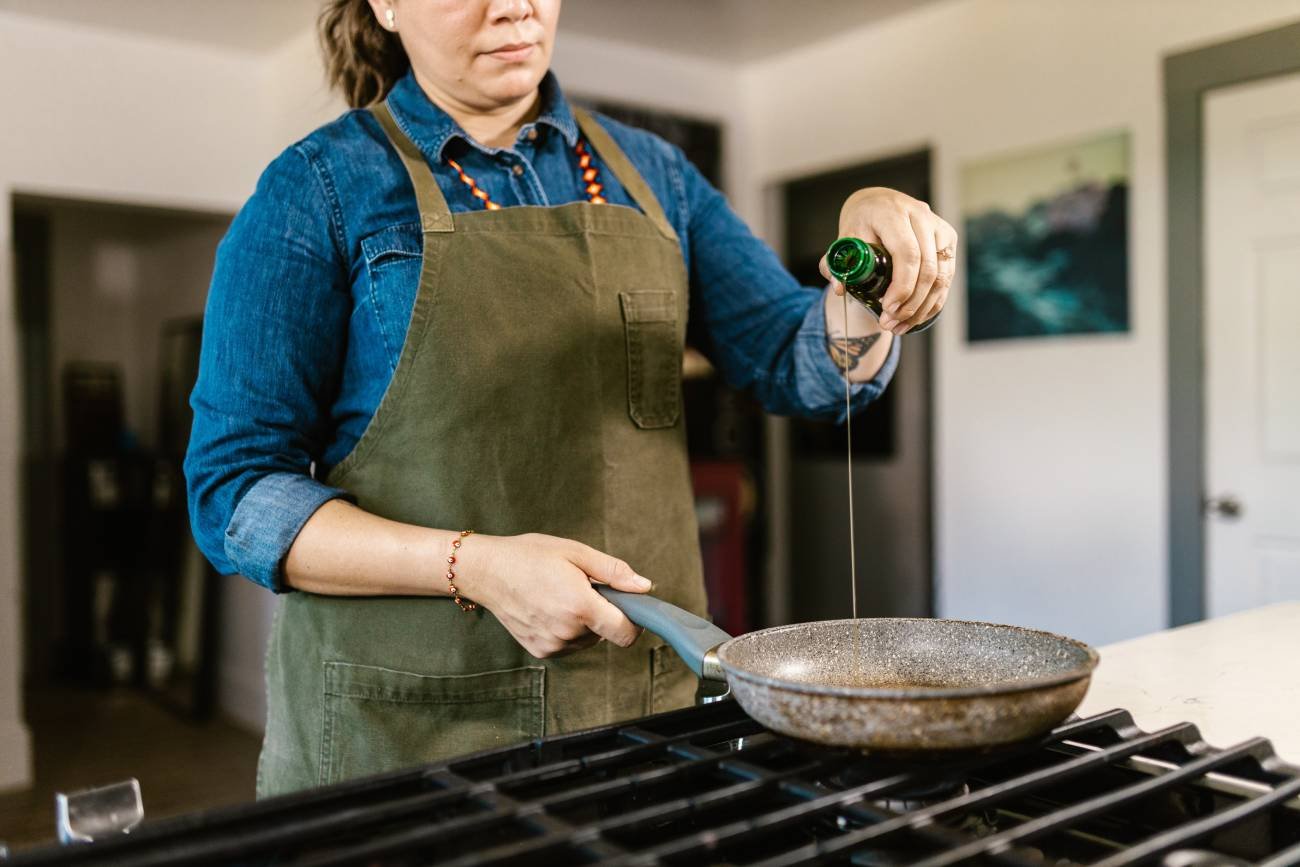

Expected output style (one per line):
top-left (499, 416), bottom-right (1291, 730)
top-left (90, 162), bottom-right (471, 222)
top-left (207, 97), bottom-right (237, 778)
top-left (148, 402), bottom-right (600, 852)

top-left (446, 136), bottom-right (607, 211)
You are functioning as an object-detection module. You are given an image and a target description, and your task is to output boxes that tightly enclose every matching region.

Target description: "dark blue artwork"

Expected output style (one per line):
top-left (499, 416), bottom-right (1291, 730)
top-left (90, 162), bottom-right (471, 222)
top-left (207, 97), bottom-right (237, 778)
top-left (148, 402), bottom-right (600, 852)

top-left (963, 133), bottom-right (1130, 342)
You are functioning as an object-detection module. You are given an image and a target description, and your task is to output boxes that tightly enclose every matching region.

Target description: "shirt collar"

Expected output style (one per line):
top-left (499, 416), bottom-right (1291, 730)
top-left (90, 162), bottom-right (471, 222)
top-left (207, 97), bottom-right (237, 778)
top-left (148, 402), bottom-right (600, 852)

top-left (385, 68), bottom-right (580, 162)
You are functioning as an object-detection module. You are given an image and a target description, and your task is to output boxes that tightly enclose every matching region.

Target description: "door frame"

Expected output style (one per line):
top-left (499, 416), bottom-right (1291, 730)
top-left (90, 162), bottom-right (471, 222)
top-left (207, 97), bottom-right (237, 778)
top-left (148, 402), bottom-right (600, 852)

top-left (777, 149), bottom-right (937, 624)
top-left (1165, 20), bottom-right (1300, 625)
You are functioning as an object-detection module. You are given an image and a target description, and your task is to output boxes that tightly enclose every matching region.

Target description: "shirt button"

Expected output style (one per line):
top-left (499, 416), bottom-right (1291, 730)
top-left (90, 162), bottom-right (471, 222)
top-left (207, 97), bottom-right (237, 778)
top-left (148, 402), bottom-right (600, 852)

top-left (526, 129), bottom-right (538, 142)
top-left (512, 164), bottom-right (524, 176)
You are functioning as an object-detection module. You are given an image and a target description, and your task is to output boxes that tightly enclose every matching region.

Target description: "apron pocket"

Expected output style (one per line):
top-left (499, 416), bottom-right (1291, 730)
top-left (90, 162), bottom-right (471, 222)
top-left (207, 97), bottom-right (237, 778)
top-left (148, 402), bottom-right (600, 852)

top-left (619, 291), bottom-right (682, 429)
top-left (321, 661), bottom-right (544, 786)
top-left (650, 644), bottom-right (698, 714)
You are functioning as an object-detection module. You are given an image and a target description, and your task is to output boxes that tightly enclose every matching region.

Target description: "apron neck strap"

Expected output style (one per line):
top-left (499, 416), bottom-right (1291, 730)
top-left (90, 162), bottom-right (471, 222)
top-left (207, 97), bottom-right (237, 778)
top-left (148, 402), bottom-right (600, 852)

top-left (370, 101), bottom-right (455, 233)
top-left (573, 107), bottom-right (677, 241)
top-left (370, 100), bottom-right (677, 242)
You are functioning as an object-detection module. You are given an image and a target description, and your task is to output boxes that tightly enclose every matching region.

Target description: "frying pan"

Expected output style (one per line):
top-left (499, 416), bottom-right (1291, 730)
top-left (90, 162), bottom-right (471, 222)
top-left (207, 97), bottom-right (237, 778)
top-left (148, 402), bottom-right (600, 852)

top-left (596, 587), bottom-right (1099, 752)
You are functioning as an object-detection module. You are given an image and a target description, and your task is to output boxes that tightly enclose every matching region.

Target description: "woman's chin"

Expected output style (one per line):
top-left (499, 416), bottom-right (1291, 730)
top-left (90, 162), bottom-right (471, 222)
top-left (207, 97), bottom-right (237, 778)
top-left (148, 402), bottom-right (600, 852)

top-left (475, 62), bottom-right (549, 102)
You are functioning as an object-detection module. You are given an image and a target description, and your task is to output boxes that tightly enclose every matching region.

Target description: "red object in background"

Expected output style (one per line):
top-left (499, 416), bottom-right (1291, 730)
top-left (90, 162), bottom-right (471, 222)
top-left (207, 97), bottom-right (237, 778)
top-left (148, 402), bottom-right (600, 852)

top-left (691, 461), bottom-right (754, 636)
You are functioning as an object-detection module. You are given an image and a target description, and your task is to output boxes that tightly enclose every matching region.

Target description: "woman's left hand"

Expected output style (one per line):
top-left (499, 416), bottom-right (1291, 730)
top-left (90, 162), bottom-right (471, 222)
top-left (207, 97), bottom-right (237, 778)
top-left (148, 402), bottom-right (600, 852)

top-left (826, 187), bottom-right (959, 335)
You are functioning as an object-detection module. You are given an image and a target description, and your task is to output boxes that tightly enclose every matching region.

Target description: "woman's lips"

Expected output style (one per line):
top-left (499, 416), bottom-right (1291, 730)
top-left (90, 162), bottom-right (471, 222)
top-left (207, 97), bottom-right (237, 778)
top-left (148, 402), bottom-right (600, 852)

top-left (486, 43), bottom-right (536, 63)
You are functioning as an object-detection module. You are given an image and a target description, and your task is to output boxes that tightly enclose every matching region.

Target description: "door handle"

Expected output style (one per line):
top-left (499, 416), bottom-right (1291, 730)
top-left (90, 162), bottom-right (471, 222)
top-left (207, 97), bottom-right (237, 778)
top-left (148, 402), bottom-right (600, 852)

top-left (1203, 495), bottom-right (1243, 519)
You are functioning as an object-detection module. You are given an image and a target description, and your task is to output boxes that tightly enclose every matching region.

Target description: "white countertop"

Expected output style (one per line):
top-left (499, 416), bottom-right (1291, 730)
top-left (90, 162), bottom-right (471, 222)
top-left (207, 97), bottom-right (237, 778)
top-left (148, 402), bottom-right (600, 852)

top-left (1077, 602), bottom-right (1300, 763)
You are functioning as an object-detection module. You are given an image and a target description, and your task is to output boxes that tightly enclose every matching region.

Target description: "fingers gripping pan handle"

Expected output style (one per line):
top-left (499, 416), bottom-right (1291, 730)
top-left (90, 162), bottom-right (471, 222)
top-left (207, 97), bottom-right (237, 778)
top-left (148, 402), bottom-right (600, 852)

top-left (595, 586), bottom-right (731, 681)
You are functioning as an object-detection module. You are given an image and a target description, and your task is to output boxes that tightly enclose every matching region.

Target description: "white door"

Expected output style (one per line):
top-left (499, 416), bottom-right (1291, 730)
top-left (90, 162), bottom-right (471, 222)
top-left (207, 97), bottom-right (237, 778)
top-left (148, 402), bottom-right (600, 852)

top-left (1204, 72), bottom-right (1300, 618)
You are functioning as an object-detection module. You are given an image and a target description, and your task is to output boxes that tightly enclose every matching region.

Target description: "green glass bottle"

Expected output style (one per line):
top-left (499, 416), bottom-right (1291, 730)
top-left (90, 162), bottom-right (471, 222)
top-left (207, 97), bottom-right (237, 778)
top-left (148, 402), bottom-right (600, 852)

top-left (824, 236), bottom-right (939, 333)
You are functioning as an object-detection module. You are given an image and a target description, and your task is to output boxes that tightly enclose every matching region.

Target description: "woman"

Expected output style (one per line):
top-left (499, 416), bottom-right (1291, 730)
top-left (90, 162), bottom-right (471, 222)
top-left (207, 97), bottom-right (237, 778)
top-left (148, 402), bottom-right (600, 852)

top-left (185, 0), bottom-right (957, 798)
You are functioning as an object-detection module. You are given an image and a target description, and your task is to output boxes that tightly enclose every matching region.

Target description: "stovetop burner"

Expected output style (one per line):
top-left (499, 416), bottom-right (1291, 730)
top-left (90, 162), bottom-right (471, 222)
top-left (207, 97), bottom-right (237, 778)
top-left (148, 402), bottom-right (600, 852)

top-left (6, 699), bottom-right (1300, 866)
top-left (872, 779), bottom-right (973, 815)
top-left (823, 756), bottom-right (973, 812)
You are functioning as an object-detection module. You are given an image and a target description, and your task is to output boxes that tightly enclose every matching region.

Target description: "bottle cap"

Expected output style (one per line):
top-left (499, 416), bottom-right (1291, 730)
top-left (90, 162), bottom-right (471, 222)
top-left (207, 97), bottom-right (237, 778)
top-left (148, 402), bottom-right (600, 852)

top-left (826, 236), bottom-right (876, 285)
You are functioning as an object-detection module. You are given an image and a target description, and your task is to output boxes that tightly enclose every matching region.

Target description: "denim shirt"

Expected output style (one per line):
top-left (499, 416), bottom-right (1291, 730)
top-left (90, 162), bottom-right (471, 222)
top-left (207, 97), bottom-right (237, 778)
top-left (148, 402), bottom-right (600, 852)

top-left (185, 69), bottom-right (899, 591)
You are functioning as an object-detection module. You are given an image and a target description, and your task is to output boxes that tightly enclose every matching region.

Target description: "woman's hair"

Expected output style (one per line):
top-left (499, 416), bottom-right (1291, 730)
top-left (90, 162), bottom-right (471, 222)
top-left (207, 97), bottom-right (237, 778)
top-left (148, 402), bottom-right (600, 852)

top-left (319, 1), bottom-right (410, 108)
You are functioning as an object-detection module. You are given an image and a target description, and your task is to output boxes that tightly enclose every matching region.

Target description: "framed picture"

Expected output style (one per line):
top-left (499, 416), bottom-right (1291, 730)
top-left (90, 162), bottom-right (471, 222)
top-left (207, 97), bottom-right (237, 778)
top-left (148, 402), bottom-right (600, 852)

top-left (962, 130), bottom-right (1130, 342)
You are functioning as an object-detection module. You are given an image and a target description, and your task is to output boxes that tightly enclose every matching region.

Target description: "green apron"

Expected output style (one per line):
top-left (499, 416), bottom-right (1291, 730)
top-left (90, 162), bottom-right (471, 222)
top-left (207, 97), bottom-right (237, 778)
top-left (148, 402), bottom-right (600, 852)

top-left (255, 101), bottom-right (709, 798)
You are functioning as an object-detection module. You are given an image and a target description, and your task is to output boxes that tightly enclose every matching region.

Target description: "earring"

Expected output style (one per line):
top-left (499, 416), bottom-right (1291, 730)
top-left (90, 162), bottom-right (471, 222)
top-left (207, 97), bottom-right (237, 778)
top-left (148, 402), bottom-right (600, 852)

top-left (385, 8), bottom-right (396, 29)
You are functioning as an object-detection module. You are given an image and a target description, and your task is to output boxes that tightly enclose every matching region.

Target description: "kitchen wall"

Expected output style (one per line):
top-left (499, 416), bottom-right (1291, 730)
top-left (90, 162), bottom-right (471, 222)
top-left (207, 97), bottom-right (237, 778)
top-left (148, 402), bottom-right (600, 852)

top-left (739, 0), bottom-right (1300, 646)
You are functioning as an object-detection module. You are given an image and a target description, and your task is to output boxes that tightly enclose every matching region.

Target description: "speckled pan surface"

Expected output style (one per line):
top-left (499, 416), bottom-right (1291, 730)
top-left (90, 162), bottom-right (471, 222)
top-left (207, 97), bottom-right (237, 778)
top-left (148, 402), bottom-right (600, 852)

top-left (716, 618), bottom-right (1099, 750)
top-left (718, 618), bottom-right (1098, 696)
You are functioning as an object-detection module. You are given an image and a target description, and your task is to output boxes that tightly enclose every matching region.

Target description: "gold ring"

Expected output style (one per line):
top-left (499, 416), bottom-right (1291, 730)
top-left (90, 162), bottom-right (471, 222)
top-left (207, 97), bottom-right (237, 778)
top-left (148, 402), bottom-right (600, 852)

top-left (938, 246), bottom-right (955, 261)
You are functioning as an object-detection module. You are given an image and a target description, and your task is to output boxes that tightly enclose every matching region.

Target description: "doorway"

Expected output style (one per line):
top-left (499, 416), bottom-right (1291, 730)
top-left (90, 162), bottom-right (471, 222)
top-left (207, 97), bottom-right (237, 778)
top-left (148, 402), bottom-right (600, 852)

top-left (13, 194), bottom-right (230, 706)
top-left (780, 151), bottom-right (934, 623)
top-left (1165, 20), bottom-right (1300, 625)
top-left (3, 193), bottom-right (264, 851)
top-left (1202, 71), bottom-right (1300, 617)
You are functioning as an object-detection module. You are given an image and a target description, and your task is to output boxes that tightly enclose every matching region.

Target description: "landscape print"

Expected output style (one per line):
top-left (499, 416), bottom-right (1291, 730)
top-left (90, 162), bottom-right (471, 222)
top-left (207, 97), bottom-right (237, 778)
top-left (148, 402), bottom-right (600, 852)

top-left (962, 131), bottom-right (1130, 342)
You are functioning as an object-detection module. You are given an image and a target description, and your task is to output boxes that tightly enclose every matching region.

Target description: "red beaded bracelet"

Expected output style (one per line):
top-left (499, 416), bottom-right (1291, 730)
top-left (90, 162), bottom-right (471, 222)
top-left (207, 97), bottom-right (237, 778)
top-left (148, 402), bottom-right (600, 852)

top-left (445, 530), bottom-right (476, 612)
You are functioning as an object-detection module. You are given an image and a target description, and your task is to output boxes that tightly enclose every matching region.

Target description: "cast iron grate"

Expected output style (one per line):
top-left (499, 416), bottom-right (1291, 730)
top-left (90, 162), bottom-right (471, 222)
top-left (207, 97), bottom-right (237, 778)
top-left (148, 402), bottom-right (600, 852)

top-left (7, 700), bottom-right (1300, 866)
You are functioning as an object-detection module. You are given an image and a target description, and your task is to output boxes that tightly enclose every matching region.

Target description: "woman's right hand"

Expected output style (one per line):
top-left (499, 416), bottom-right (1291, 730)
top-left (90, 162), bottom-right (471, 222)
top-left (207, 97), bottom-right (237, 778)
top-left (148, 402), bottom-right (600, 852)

top-left (456, 532), bottom-right (651, 659)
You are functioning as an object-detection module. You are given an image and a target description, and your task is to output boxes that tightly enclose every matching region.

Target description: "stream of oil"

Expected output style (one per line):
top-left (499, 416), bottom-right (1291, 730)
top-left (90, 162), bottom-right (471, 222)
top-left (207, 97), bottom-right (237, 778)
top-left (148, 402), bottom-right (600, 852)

top-left (840, 288), bottom-right (859, 622)
top-left (840, 288), bottom-right (863, 682)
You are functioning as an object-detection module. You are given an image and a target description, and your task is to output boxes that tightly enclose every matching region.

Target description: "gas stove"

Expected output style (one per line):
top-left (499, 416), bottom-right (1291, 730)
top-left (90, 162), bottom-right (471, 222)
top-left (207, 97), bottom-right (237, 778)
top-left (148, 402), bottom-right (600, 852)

top-left (6, 698), bottom-right (1300, 865)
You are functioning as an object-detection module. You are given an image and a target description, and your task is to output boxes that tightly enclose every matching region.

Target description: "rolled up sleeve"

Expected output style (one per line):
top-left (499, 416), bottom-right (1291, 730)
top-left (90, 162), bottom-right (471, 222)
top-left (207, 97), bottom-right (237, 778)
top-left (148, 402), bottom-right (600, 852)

top-left (221, 472), bottom-right (351, 590)
top-left (793, 287), bottom-right (901, 423)
top-left (184, 143), bottom-right (354, 592)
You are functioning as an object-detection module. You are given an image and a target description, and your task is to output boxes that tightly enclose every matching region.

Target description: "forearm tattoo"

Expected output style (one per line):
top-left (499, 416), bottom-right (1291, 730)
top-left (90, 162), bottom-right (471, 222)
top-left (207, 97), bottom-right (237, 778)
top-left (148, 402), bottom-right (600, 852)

top-left (826, 332), bottom-right (882, 373)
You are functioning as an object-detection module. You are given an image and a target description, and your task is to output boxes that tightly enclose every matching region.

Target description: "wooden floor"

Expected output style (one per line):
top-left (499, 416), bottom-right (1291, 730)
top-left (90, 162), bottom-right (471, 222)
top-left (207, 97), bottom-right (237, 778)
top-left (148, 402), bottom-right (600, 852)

top-left (0, 685), bottom-right (261, 855)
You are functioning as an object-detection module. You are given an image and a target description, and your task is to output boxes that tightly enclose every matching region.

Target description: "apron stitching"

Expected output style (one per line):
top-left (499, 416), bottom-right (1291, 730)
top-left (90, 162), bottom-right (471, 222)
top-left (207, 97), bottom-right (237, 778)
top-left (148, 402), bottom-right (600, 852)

top-left (537, 666), bottom-right (547, 737)
top-left (584, 222), bottom-right (618, 721)
top-left (318, 662), bottom-right (334, 787)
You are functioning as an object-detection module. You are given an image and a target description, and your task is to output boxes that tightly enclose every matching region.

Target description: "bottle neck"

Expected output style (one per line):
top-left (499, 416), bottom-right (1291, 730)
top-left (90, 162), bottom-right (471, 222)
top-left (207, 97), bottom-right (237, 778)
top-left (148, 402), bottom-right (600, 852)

top-left (826, 237), bottom-right (878, 285)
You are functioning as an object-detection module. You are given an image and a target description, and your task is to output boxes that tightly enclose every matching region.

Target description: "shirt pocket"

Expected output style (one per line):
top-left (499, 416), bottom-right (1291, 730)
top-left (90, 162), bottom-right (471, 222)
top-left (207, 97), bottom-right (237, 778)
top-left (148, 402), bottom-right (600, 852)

top-left (619, 291), bottom-right (682, 429)
top-left (320, 661), bottom-right (544, 786)
top-left (360, 223), bottom-right (423, 370)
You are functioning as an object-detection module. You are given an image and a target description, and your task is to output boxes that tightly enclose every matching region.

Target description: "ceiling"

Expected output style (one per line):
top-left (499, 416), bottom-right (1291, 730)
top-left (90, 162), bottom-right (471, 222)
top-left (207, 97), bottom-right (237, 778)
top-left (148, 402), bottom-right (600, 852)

top-left (0, 0), bottom-right (946, 61)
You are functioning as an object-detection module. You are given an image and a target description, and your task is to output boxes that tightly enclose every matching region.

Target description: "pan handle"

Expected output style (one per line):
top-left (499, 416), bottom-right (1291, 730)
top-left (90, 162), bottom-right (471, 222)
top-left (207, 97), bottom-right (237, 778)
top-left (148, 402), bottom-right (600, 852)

top-left (594, 586), bottom-right (731, 681)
